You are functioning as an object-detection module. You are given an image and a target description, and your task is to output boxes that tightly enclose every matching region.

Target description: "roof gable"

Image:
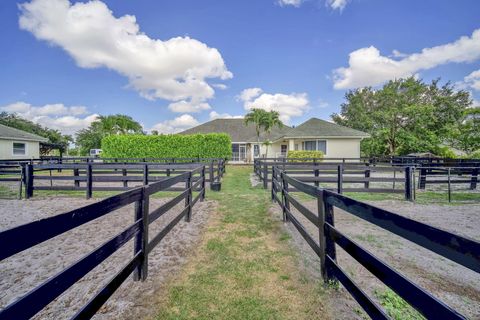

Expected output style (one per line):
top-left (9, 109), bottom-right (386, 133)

top-left (284, 118), bottom-right (369, 138)
top-left (0, 124), bottom-right (49, 142)
top-left (179, 118), bottom-right (291, 142)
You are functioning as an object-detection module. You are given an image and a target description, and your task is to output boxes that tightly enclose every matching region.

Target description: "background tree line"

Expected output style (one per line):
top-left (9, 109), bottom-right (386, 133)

top-left (332, 77), bottom-right (480, 158)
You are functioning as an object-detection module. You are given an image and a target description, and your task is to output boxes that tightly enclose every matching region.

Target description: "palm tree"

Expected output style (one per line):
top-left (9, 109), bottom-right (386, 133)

top-left (244, 109), bottom-right (283, 157)
top-left (262, 111), bottom-right (283, 156)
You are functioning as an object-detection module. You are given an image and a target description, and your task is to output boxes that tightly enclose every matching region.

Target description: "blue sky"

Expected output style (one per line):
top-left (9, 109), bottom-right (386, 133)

top-left (0, 0), bottom-right (479, 135)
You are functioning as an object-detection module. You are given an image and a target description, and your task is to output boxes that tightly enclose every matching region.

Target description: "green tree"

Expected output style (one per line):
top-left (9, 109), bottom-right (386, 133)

top-left (453, 107), bottom-right (480, 154)
top-left (332, 77), bottom-right (471, 156)
top-left (244, 108), bottom-right (270, 144)
top-left (76, 114), bottom-right (143, 155)
top-left (0, 112), bottom-right (72, 155)
top-left (262, 110), bottom-right (283, 156)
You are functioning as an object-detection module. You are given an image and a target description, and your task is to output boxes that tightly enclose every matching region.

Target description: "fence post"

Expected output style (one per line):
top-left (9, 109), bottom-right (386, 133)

top-left (271, 166), bottom-right (276, 201)
top-left (364, 163), bottom-right (370, 189)
top-left (74, 168), bottom-right (80, 188)
top-left (201, 166), bottom-right (206, 201)
top-left (447, 168), bottom-right (451, 203)
top-left (209, 160), bottom-right (214, 189)
top-left (185, 172), bottom-right (192, 222)
top-left (323, 191), bottom-right (337, 283)
top-left (281, 172), bottom-right (290, 222)
top-left (470, 168), bottom-right (478, 190)
top-left (86, 164), bottom-right (92, 199)
top-left (263, 162), bottom-right (268, 189)
top-left (405, 167), bottom-right (413, 201)
top-left (337, 164), bottom-right (343, 194)
top-left (314, 159), bottom-right (320, 188)
top-left (317, 189), bottom-right (326, 282)
top-left (143, 164), bottom-right (149, 185)
top-left (24, 164), bottom-right (33, 199)
top-left (134, 187), bottom-right (149, 281)
top-left (122, 168), bottom-right (128, 188)
top-left (419, 167), bottom-right (427, 189)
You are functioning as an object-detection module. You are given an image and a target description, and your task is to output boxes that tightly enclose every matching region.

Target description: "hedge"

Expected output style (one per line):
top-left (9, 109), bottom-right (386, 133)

top-left (287, 150), bottom-right (324, 162)
top-left (101, 133), bottom-right (232, 159)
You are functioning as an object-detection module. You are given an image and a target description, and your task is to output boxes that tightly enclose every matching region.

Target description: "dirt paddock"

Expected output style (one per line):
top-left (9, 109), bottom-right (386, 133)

top-left (0, 196), bottom-right (215, 319)
top-left (272, 198), bottom-right (480, 319)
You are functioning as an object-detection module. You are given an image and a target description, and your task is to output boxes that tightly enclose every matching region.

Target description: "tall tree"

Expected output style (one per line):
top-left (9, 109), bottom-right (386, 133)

top-left (262, 110), bottom-right (283, 156)
top-left (332, 77), bottom-right (471, 157)
top-left (76, 114), bottom-right (143, 155)
top-left (244, 108), bottom-right (269, 144)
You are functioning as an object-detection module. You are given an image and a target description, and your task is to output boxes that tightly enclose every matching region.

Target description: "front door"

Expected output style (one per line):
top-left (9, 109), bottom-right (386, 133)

top-left (281, 145), bottom-right (287, 156)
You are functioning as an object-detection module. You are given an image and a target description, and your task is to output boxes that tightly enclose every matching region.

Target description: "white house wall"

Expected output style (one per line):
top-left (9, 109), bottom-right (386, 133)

top-left (284, 138), bottom-right (362, 159)
top-left (0, 139), bottom-right (40, 159)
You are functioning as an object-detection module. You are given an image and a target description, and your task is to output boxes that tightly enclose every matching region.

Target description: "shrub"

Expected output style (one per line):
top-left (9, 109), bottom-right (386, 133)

top-left (287, 150), bottom-right (324, 162)
top-left (468, 149), bottom-right (480, 159)
top-left (101, 133), bottom-right (232, 159)
top-left (432, 146), bottom-right (457, 159)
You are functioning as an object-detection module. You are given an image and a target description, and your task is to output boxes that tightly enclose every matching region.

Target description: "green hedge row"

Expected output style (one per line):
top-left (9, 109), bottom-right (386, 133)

top-left (287, 150), bottom-right (324, 162)
top-left (101, 134), bottom-right (232, 159)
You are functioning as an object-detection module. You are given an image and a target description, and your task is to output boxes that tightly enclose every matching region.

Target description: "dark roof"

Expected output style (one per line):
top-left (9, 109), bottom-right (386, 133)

top-left (179, 118), bottom-right (291, 142)
top-left (283, 118), bottom-right (370, 138)
top-left (0, 124), bottom-right (48, 142)
top-left (179, 117), bottom-right (369, 142)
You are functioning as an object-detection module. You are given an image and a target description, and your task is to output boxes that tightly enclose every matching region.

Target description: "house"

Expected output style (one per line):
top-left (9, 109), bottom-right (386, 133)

top-left (0, 124), bottom-right (48, 159)
top-left (180, 117), bottom-right (369, 163)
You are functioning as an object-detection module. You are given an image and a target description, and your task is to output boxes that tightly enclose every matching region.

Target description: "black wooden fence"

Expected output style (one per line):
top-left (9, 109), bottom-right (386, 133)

top-left (255, 159), bottom-right (413, 200)
top-left (0, 165), bottom-right (206, 320)
top-left (22, 161), bottom-right (223, 199)
top-left (271, 166), bottom-right (480, 319)
top-left (0, 164), bottom-right (23, 199)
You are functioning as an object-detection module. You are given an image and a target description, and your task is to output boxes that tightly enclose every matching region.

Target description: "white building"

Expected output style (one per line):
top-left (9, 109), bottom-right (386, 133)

top-left (180, 118), bottom-right (369, 163)
top-left (0, 124), bottom-right (48, 159)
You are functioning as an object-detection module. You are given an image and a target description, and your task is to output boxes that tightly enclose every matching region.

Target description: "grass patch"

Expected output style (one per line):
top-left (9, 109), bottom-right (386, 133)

top-left (0, 185), bottom-right (17, 198)
top-left (375, 289), bottom-right (425, 320)
top-left (154, 166), bottom-right (327, 319)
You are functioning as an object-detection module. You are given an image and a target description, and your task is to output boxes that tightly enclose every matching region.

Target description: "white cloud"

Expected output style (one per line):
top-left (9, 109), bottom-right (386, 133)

top-left (168, 100), bottom-right (211, 113)
top-left (1, 101), bottom-right (98, 135)
top-left (333, 28), bottom-right (480, 89)
top-left (19, 0), bottom-right (232, 106)
top-left (277, 0), bottom-right (303, 7)
top-left (150, 114), bottom-right (199, 134)
top-left (238, 88), bottom-right (309, 123)
top-left (463, 69), bottom-right (480, 91)
top-left (326, 0), bottom-right (349, 11)
top-left (212, 83), bottom-right (228, 90)
top-left (209, 111), bottom-right (243, 120)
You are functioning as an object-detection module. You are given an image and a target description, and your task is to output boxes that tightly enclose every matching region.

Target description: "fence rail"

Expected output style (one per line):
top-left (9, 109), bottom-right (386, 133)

top-left (271, 166), bottom-right (480, 319)
top-left (0, 165), bottom-right (206, 320)
top-left (0, 164), bottom-right (23, 199)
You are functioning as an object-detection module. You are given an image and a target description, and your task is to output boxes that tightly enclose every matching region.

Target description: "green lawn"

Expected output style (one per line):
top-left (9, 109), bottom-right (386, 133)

top-left (154, 166), bottom-right (328, 320)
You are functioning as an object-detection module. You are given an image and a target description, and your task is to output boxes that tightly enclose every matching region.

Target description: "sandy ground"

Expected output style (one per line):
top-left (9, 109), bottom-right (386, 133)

top-left (0, 195), bottom-right (215, 320)
top-left (270, 196), bottom-right (480, 319)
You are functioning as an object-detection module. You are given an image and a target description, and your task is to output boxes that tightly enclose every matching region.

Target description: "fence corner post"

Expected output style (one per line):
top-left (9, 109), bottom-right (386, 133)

top-left (185, 172), bottom-right (192, 222)
top-left (323, 191), bottom-right (337, 284)
top-left (263, 161), bottom-right (268, 189)
top-left (134, 187), bottom-right (149, 281)
top-left (337, 164), bottom-right (343, 194)
top-left (143, 164), bottom-right (149, 185)
top-left (209, 160), bottom-right (214, 190)
top-left (86, 163), bottom-right (92, 199)
top-left (201, 166), bottom-right (206, 201)
top-left (25, 164), bottom-right (33, 199)
top-left (405, 166), bottom-right (413, 201)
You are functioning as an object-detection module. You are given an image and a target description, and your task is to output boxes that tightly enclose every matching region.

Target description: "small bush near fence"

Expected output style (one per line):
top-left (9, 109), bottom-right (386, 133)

top-left (102, 133), bottom-right (232, 159)
top-left (287, 150), bottom-right (324, 162)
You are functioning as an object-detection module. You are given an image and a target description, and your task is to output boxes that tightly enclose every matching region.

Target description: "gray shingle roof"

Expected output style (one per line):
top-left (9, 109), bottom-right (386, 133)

top-left (179, 118), bottom-right (291, 142)
top-left (179, 117), bottom-right (369, 141)
top-left (284, 118), bottom-right (369, 138)
top-left (0, 124), bottom-right (49, 142)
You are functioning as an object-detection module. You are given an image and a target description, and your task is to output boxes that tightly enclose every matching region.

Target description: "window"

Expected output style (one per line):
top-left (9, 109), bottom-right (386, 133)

top-left (317, 140), bottom-right (327, 154)
top-left (253, 144), bottom-right (260, 157)
top-left (302, 140), bottom-right (327, 154)
top-left (304, 141), bottom-right (316, 151)
top-left (13, 142), bottom-right (26, 155)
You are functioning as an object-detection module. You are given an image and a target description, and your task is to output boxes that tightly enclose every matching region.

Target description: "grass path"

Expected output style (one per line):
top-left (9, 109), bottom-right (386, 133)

top-left (154, 166), bottom-right (329, 319)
